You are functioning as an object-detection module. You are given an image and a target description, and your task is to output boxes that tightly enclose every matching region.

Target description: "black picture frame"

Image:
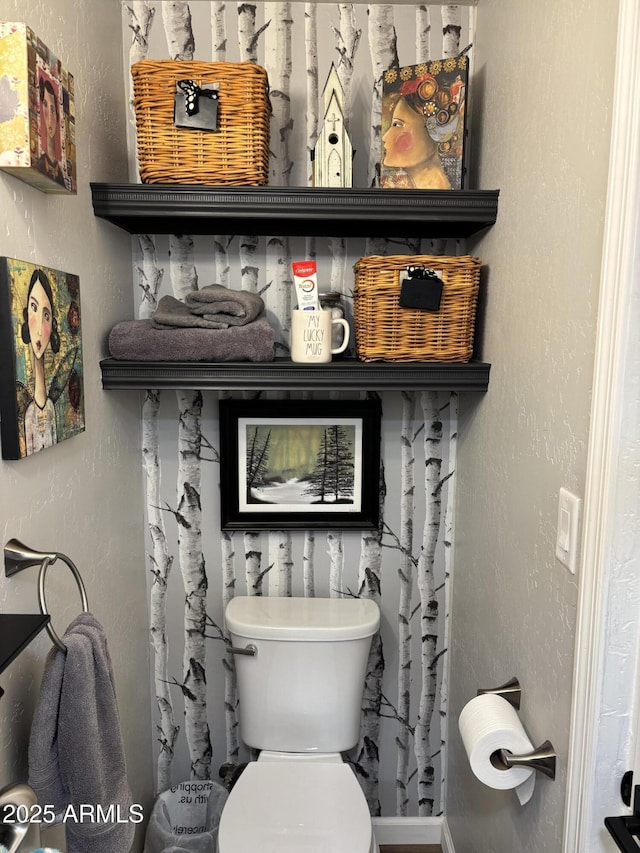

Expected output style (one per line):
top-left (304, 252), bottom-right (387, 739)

top-left (219, 398), bottom-right (382, 530)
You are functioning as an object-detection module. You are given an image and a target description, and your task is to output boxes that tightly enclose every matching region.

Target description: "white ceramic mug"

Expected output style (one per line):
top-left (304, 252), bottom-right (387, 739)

top-left (290, 308), bottom-right (349, 363)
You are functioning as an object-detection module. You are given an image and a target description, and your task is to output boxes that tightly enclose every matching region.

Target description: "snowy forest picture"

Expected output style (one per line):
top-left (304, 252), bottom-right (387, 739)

top-left (220, 398), bottom-right (381, 529)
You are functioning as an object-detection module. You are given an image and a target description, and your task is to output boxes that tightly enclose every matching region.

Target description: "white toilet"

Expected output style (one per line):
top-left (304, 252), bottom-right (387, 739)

top-left (217, 595), bottom-right (381, 853)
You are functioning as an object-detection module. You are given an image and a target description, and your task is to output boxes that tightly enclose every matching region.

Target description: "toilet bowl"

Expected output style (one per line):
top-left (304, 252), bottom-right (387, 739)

top-left (217, 752), bottom-right (379, 853)
top-left (217, 596), bottom-right (381, 853)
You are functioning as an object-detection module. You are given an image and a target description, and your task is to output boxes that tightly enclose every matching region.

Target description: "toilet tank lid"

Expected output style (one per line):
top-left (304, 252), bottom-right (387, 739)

top-left (226, 596), bottom-right (380, 641)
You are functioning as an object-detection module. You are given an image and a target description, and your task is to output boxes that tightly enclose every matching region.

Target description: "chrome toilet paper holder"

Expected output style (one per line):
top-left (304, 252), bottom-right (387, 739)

top-left (477, 677), bottom-right (557, 780)
top-left (491, 739), bottom-right (557, 780)
top-left (477, 676), bottom-right (522, 709)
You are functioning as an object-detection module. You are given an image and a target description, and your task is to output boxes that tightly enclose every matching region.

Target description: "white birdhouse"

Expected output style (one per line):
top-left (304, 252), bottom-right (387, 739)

top-left (313, 64), bottom-right (353, 188)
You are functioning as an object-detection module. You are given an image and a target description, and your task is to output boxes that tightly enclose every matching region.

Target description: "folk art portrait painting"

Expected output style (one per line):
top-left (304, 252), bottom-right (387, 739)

top-left (36, 70), bottom-right (67, 189)
top-left (381, 56), bottom-right (468, 190)
top-left (0, 23), bottom-right (77, 194)
top-left (0, 257), bottom-right (85, 460)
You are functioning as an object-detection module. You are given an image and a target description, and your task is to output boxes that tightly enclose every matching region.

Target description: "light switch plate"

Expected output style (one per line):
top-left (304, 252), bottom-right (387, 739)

top-left (555, 487), bottom-right (582, 574)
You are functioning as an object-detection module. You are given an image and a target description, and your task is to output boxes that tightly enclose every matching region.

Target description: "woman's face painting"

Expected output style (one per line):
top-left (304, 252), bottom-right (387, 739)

top-left (41, 88), bottom-right (58, 142)
top-left (383, 98), bottom-right (434, 169)
top-left (28, 280), bottom-right (53, 360)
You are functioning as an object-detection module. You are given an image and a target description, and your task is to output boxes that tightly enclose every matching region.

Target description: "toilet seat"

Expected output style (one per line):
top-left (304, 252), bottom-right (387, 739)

top-left (217, 758), bottom-right (375, 853)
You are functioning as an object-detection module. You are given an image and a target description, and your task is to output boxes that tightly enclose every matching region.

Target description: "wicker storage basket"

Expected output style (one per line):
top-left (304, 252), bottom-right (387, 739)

top-left (353, 254), bottom-right (481, 362)
top-left (131, 60), bottom-right (271, 185)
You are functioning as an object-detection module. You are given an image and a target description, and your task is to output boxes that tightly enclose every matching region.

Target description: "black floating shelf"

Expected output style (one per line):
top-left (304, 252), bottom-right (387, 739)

top-left (0, 614), bottom-right (50, 695)
top-left (100, 357), bottom-right (491, 392)
top-left (91, 184), bottom-right (499, 239)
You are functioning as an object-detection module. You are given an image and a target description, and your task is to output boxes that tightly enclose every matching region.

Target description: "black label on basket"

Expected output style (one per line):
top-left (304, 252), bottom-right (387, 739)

top-left (398, 268), bottom-right (443, 311)
top-left (174, 82), bottom-right (219, 131)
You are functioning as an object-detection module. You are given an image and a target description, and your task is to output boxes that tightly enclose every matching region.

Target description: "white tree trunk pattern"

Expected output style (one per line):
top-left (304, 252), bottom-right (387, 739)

top-left (265, 2), bottom-right (293, 185)
top-left (212, 0), bottom-right (227, 59)
top-left (137, 235), bottom-right (164, 319)
top-left (127, 2), bottom-right (155, 178)
top-left (238, 235), bottom-right (259, 294)
top-left (238, 2), bottom-right (270, 62)
top-left (211, 0), bottom-right (227, 311)
top-left (167, 230), bottom-right (211, 779)
top-left (144, 392), bottom-right (179, 795)
top-left (136, 229), bottom-right (177, 792)
top-left (367, 5), bottom-right (397, 187)
top-left (221, 527), bottom-right (239, 762)
top-left (265, 2), bottom-right (294, 349)
top-left (170, 235), bottom-right (198, 301)
top-left (414, 391), bottom-right (443, 815)
top-left (162, 1), bottom-right (195, 59)
top-left (327, 532), bottom-right (344, 596)
top-left (245, 532), bottom-right (263, 595)
top-left (214, 236), bottom-right (233, 287)
top-left (176, 389), bottom-right (211, 779)
top-left (268, 533), bottom-right (293, 596)
top-left (267, 237), bottom-right (293, 352)
top-left (416, 5), bottom-right (431, 63)
top-left (439, 391), bottom-right (457, 811)
top-left (238, 2), bottom-right (257, 60)
top-left (396, 391), bottom-right (416, 815)
top-left (356, 456), bottom-right (386, 814)
top-left (303, 531), bottom-right (315, 596)
top-left (442, 5), bottom-right (461, 57)
top-left (426, 17), bottom-right (456, 256)
top-left (334, 4), bottom-right (361, 134)
top-left (304, 3), bottom-right (319, 187)
top-left (127, 1), bottom-right (156, 66)
top-left (236, 0), bottom-right (263, 338)
top-left (328, 4), bottom-right (358, 342)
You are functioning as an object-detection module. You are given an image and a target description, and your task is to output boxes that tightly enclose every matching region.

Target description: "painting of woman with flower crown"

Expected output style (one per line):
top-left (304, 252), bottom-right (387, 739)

top-left (380, 56), bottom-right (468, 190)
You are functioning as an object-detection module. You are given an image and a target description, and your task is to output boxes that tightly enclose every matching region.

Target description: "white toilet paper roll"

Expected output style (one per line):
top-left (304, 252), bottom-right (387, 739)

top-left (458, 693), bottom-right (536, 805)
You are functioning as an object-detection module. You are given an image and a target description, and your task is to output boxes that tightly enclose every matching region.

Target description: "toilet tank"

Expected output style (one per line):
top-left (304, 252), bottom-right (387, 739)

top-left (226, 596), bottom-right (380, 753)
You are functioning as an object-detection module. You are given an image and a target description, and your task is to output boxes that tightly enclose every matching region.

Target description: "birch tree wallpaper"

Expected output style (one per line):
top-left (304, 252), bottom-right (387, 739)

top-left (120, 0), bottom-right (471, 818)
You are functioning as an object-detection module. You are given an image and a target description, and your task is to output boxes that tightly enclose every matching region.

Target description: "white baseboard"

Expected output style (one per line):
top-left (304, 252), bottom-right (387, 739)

top-left (372, 816), bottom-right (443, 846)
top-left (441, 818), bottom-right (456, 853)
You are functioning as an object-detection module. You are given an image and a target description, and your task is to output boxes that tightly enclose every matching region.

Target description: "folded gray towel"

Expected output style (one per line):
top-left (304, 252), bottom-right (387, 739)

top-left (152, 286), bottom-right (265, 330)
top-left (109, 314), bottom-right (275, 362)
top-left (28, 612), bottom-right (134, 853)
top-left (185, 284), bottom-right (264, 325)
top-left (153, 295), bottom-right (230, 330)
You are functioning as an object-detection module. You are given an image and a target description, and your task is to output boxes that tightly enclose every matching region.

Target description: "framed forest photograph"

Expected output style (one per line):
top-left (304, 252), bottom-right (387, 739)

top-left (219, 398), bottom-right (382, 530)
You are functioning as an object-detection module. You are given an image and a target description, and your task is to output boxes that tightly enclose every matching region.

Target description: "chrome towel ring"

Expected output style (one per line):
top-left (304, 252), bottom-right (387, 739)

top-left (4, 538), bottom-right (89, 653)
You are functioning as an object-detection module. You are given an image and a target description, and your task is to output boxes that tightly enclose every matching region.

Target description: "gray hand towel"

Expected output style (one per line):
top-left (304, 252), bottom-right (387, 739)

top-left (152, 295), bottom-right (230, 330)
top-left (109, 315), bottom-right (275, 362)
top-left (153, 286), bottom-right (265, 330)
top-left (28, 612), bottom-right (135, 853)
top-left (185, 284), bottom-right (264, 325)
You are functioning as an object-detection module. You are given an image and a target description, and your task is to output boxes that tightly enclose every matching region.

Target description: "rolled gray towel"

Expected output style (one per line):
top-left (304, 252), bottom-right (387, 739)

top-left (185, 284), bottom-right (264, 325)
top-left (109, 314), bottom-right (275, 362)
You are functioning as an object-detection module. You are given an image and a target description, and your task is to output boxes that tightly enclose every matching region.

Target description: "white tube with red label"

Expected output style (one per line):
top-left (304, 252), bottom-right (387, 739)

top-left (292, 260), bottom-right (320, 311)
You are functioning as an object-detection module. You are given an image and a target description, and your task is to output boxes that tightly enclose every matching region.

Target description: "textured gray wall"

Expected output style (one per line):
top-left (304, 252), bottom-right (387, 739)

top-left (447, 0), bottom-right (618, 850)
top-left (0, 1), bottom-right (154, 850)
